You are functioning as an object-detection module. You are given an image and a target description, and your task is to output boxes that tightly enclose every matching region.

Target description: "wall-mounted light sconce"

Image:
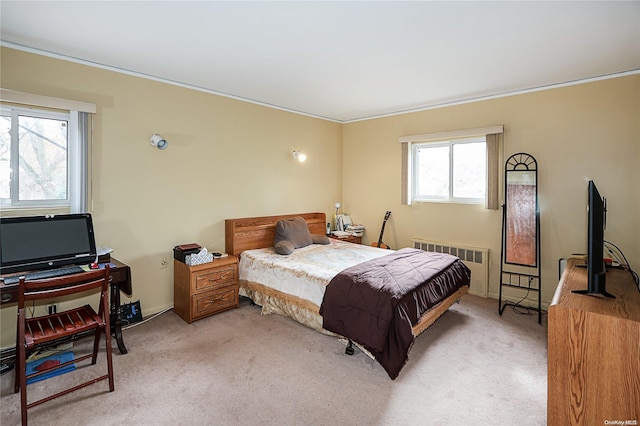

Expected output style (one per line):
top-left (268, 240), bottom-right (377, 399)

top-left (150, 134), bottom-right (169, 150)
top-left (292, 150), bottom-right (307, 162)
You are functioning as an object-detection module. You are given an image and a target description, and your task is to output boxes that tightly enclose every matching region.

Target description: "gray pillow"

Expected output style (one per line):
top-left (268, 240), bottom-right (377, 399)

top-left (311, 234), bottom-right (330, 245)
top-left (274, 217), bottom-right (313, 248)
top-left (274, 240), bottom-right (295, 255)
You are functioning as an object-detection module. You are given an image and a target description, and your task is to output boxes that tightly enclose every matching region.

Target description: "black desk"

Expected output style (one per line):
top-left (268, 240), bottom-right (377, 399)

top-left (1, 258), bottom-right (133, 354)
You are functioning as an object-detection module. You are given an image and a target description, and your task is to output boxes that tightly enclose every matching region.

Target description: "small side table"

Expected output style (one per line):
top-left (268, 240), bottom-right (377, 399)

top-left (329, 234), bottom-right (362, 244)
top-left (109, 258), bottom-right (132, 354)
top-left (173, 256), bottom-right (239, 323)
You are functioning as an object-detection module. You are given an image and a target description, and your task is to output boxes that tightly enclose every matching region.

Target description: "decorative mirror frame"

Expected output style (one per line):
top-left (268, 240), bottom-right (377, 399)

top-left (498, 153), bottom-right (542, 324)
top-left (503, 153), bottom-right (539, 267)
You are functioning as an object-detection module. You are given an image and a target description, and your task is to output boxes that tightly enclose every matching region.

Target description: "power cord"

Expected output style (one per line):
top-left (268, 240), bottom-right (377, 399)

top-left (605, 240), bottom-right (640, 292)
top-left (121, 306), bottom-right (173, 330)
top-left (504, 277), bottom-right (546, 318)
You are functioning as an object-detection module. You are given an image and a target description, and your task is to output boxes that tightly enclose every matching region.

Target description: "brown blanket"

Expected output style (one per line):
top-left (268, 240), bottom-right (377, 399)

top-left (319, 248), bottom-right (471, 379)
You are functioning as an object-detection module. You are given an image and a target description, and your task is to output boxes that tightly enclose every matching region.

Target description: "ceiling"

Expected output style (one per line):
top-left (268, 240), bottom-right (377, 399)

top-left (1, 1), bottom-right (639, 123)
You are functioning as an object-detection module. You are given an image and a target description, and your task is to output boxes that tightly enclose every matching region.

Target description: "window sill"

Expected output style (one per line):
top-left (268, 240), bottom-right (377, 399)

top-left (0, 206), bottom-right (70, 217)
top-left (412, 199), bottom-right (484, 205)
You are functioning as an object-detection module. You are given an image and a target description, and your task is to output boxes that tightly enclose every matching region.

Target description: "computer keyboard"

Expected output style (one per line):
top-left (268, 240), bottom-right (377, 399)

top-left (2, 265), bottom-right (86, 285)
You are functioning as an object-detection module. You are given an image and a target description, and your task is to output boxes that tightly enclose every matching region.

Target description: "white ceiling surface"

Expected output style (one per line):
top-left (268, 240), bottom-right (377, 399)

top-left (1, 2), bottom-right (639, 123)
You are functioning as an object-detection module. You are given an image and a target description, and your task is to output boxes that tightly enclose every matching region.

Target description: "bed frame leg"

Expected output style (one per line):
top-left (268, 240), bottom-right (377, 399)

top-left (345, 340), bottom-right (355, 355)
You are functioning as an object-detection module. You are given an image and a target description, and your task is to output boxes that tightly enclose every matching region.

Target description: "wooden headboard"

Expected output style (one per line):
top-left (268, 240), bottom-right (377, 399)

top-left (225, 212), bottom-right (327, 257)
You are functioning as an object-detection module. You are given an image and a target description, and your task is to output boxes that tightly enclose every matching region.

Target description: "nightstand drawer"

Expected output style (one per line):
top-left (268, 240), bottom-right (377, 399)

top-left (192, 287), bottom-right (238, 318)
top-left (329, 235), bottom-right (362, 244)
top-left (194, 266), bottom-right (237, 292)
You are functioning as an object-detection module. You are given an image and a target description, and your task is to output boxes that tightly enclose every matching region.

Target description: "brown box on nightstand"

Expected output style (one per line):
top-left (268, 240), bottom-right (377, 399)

top-left (173, 255), bottom-right (239, 323)
top-left (172, 243), bottom-right (201, 263)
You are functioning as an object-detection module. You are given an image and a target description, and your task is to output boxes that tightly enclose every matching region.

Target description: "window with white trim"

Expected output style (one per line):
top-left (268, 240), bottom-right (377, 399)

top-left (1, 105), bottom-right (79, 210)
top-left (412, 136), bottom-right (486, 203)
top-left (1, 89), bottom-right (95, 213)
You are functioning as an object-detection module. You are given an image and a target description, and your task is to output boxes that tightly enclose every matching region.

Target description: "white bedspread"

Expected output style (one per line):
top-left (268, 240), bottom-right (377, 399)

top-left (239, 239), bottom-right (391, 306)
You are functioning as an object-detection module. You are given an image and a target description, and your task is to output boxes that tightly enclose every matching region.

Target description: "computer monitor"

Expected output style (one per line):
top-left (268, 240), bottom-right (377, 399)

top-left (0, 213), bottom-right (97, 274)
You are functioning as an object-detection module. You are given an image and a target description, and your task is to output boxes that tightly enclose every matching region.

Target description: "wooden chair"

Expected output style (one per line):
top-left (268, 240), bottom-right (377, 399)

top-left (14, 266), bottom-right (114, 425)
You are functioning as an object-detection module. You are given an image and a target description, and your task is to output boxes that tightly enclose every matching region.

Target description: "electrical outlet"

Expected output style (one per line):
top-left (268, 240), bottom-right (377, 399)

top-left (160, 257), bottom-right (168, 269)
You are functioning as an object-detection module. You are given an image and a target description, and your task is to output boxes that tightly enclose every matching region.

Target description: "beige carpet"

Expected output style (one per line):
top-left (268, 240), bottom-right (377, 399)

top-left (1, 295), bottom-right (547, 425)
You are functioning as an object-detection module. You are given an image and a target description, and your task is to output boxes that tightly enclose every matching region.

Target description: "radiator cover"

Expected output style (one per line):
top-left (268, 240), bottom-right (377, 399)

top-left (412, 238), bottom-right (489, 297)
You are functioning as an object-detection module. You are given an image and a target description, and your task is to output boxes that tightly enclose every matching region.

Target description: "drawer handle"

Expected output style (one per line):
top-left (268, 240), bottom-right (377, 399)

top-left (208, 272), bottom-right (231, 282)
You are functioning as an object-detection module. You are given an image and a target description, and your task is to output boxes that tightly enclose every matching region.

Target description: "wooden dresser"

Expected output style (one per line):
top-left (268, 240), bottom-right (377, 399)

top-left (548, 259), bottom-right (640, 425)
top-left (173, 256), bottom-right (239, 323)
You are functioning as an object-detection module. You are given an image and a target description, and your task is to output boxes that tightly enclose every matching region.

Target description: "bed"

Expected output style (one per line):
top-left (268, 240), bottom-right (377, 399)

top-left (225, 212), bottom-right (470, 379)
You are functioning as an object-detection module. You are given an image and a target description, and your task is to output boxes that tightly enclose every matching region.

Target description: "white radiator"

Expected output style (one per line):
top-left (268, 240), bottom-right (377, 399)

top-left (412, 238), bottom-right (489, 297)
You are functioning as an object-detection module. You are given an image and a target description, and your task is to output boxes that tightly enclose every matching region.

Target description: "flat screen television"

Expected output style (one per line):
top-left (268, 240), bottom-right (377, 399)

top-left (572, 180), bottom-right (614, 298)
top-left (0, 213), bottom-right (97, 275)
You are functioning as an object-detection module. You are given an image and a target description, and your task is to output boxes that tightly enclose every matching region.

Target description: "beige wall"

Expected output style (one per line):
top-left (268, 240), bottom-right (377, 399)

top-left (343, 74), bottom-right (640, 308)
top-left (1, 46), bottom-right (638, 348)
top-left (0, 47), bottom-right (343, 348)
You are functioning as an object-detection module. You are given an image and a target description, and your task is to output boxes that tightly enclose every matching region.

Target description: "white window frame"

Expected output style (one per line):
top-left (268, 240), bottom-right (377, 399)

top-left (399, 125), bottom-right (503, 208)
top-left (411, 136), bottom-right (487, 204)
top-left (1, 89), bottom-right (95, 214)
top-left (1, 105), bottom-right (73, 209)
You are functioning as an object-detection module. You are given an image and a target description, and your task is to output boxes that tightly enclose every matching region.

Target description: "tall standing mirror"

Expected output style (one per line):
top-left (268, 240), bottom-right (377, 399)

top-left (505, 155), bottom-right (538, 266)
top-left (499, 153), bottom-right (542, 323)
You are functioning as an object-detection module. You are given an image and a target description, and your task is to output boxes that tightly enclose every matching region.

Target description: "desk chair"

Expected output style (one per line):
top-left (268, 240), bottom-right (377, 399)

top-left (14, 266), bottom-right (114, 425)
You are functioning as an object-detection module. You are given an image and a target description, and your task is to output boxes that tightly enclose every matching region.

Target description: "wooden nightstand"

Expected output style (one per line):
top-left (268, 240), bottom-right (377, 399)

top-left (173, 256), bottom-right (239, 323)
top-left (329, 234), bottom-right (362, 244)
